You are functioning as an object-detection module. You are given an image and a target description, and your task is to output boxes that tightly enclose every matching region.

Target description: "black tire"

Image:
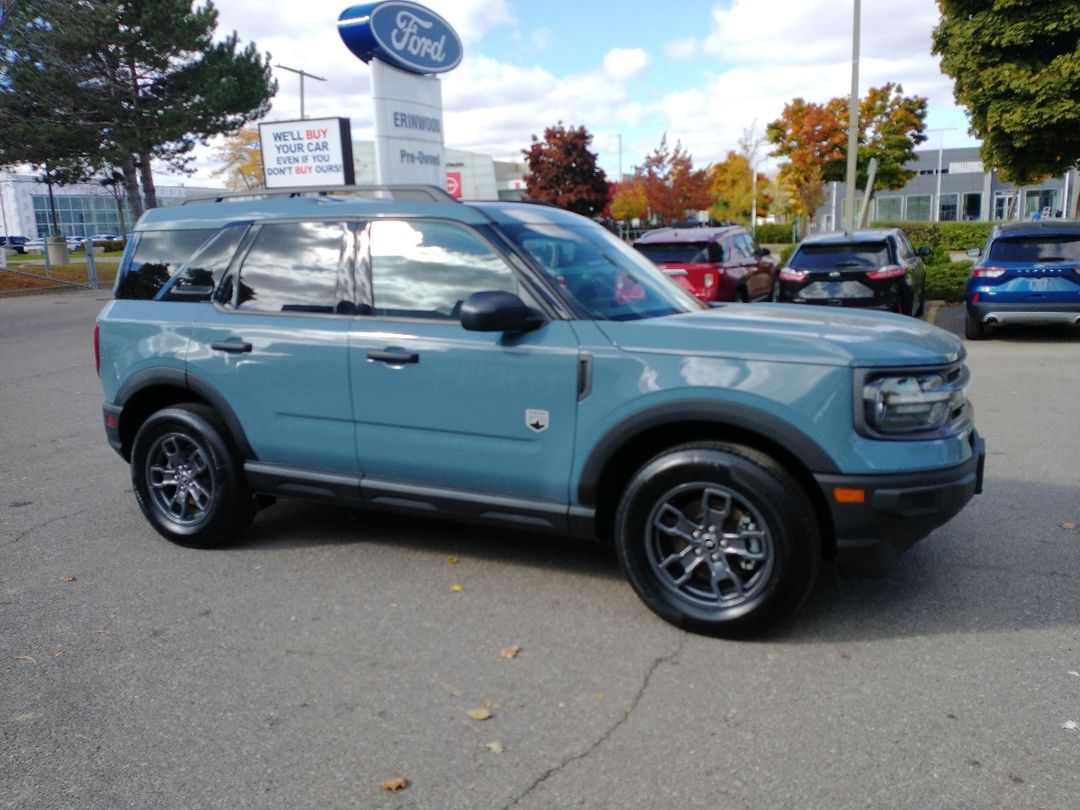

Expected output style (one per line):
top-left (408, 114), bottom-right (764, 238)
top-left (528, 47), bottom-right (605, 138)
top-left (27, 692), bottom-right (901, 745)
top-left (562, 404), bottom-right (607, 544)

top-left (614, 442), bottom-right (819, 638)
top-left (965, 310), bottom-right (987, 340)
top-left (131, 404), bottom-right (255, 548)
top-left (913, 281), bottom-right (926, 317)
top-left (770, 278), bottom-right (781, 303)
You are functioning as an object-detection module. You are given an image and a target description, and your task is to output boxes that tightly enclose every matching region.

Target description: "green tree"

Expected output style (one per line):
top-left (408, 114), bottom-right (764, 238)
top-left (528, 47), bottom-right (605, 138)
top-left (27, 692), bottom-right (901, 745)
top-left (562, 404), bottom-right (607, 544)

top-left (934, 1), bottom-right (1080, 185)
top-left (825, 83), bottom-right (928, 191)
top-left (0, 0), bottom-right (275, 217)
top-left (637, 134), bottom-right (713, 225)
top-left (522, 122), bottom-right (609, 217)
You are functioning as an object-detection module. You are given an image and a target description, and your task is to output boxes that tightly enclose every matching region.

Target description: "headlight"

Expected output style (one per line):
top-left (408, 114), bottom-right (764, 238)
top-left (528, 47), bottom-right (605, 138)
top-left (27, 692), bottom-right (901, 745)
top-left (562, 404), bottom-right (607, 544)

top-left (859, 364), bottom-right (971, 438)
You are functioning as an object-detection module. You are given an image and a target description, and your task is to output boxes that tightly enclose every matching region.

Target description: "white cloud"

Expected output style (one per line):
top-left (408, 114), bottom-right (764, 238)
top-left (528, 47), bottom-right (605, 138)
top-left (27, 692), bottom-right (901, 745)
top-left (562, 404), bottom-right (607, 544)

top-left (531, 26), bottom-right (554, 51)
top-left (603, 48), bottom-right (649, 81)
top-left (664, 37), bottom-right (699, 62)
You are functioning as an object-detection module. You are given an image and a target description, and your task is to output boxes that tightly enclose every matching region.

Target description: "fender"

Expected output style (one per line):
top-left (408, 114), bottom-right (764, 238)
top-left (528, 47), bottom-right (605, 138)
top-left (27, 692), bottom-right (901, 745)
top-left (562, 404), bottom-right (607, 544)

top-left (114, 366), bottom-right (257, 461)
top-left (576, 399), bottom-right (840, 505)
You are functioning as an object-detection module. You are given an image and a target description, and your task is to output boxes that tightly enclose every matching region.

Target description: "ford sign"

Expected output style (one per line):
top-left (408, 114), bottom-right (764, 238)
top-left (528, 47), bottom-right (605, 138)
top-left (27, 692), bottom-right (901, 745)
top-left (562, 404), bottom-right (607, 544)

top-left (338, 2), bottom-right (463, 75)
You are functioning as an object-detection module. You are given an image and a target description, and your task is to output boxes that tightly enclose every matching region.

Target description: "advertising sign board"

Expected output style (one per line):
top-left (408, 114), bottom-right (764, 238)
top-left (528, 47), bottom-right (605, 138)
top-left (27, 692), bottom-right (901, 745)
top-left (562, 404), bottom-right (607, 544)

top-left (338, 2), bottom-right (463, 74)
top-left (259, 117), bottom-right (356, 188)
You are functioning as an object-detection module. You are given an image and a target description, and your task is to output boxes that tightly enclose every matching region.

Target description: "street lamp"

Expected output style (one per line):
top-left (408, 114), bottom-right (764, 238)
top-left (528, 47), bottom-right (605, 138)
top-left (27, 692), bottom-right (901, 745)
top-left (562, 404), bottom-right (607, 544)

top-left (844, 0), bottom-right (861, 235)
top-left (274, 64), bottom-right (327, 120)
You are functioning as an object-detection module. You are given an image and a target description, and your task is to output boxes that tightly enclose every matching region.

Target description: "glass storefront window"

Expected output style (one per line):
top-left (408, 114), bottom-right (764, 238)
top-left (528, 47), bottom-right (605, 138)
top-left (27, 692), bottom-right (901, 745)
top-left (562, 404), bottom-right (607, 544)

top-left (906, 195), bottom-right (931, 221)
top-left (877, 197), bottom-right (902, 221)
top-left (938, 194), bottom-right (958, 221)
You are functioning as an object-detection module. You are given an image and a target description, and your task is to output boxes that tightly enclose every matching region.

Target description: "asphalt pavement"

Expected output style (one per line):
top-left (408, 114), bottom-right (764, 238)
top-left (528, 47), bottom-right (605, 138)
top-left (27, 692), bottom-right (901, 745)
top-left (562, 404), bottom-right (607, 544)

top-left (2, 290), bottom-right (1078, 809)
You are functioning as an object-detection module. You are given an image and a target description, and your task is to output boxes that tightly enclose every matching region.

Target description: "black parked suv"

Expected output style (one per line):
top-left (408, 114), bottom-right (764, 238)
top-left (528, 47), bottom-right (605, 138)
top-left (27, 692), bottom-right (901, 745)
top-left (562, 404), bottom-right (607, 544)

top-left (777, 229), bottom-right (929, 316)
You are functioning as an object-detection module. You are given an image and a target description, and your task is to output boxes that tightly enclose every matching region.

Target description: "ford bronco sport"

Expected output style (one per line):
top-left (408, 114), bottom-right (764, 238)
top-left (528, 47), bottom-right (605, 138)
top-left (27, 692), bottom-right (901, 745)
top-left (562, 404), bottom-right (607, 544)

top-left (96, 185), bottom-right (984, 637)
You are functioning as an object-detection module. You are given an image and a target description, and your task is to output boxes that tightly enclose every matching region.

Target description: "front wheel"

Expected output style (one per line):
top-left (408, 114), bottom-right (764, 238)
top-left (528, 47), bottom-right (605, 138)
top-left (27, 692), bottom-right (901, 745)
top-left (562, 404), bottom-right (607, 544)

top-left (614, 443), bottom-right (819, 638)
top-left (131, 404), bottom-right (255, 548)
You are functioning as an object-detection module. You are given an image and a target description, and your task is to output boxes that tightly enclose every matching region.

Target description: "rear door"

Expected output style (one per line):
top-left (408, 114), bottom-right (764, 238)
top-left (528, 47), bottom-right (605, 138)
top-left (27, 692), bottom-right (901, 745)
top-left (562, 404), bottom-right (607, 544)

top-left (187, 219), bottom-right (360, 474)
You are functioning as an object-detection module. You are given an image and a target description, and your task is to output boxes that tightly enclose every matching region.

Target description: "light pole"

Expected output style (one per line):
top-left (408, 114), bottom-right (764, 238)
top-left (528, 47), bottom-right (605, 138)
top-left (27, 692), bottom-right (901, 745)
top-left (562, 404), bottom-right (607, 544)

top-left (274, 64), bottom-right (327, 120)
top-left (926, 128), bottom-right (957, 222)
top-left (844, 0), bottom-right (861, 235)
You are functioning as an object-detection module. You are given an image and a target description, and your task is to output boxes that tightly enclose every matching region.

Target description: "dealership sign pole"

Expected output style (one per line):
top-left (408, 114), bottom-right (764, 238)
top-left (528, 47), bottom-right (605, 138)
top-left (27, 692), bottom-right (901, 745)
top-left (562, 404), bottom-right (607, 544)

top-left (338, 2), bottom-right (463, 188)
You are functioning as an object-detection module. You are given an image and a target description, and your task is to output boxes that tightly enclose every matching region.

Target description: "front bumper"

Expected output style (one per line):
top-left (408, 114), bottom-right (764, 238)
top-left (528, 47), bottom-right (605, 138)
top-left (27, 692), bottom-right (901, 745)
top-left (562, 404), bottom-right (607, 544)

top-left (815, 430), bottom-right (985, 575)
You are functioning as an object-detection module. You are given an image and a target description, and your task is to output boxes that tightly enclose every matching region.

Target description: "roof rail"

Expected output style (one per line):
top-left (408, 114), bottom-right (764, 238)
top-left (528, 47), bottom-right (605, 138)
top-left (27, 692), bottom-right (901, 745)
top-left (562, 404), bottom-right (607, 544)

top-left (180, 184), bottom-right (459, 205)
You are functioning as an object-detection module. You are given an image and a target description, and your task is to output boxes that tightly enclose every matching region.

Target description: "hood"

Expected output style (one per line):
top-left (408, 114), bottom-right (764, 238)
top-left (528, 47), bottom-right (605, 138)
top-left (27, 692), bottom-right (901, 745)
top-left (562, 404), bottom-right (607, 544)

top-left (595, 303), bottom-right (964, 367)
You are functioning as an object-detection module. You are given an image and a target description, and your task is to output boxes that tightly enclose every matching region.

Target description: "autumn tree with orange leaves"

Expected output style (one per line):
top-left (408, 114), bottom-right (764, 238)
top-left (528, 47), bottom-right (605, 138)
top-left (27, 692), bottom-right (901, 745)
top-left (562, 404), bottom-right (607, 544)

top-left (637, 135), bottom-right (713, 225)
top-left (768, 84), bottom-right (927, 232)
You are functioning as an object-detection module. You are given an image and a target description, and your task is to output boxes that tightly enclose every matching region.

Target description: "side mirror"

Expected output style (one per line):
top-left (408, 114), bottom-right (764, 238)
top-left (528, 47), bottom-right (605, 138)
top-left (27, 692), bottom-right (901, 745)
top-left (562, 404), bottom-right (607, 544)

top-left (754, 247), bottom-right (771, 257)
top-left (460, 291), bottom-right (545, 333)
top-left (917, 246), bottom-right (931, 257)
top-left (965, 247), bottom-right (982, 258)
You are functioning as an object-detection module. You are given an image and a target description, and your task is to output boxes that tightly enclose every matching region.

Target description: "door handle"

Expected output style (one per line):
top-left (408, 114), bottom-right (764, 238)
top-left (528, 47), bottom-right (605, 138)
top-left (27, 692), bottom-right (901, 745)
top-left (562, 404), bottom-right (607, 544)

top-left (210, 340), bottom-right (253, 353)
top-left (367, 349), bottom-right (419, 364)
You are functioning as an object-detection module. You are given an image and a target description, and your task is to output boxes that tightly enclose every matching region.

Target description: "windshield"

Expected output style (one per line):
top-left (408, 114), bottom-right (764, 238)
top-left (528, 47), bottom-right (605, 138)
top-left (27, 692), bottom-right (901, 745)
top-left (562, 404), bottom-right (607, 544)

top-left (988, 235), bottom-right (1080, 263)
top-left (501, 221), bottom-right (703, 320)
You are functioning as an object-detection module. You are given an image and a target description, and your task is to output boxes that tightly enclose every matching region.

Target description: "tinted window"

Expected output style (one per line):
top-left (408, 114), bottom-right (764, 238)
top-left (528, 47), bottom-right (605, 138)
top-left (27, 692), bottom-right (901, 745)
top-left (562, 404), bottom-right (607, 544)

top-left (115, 228), bottom-right (214, 299)
top-left (159, 224), bottom-right (248, 302)
top-left (988, 235), bottom-right (1080, 262)
top-left (791, 242), bottom-right (891, 269)
top-left (236, 221), bottom-right (359, 314)
top-left (369, 220), bottom-right (516, 319)
top-left (635, 243), bottom-right (711, 264)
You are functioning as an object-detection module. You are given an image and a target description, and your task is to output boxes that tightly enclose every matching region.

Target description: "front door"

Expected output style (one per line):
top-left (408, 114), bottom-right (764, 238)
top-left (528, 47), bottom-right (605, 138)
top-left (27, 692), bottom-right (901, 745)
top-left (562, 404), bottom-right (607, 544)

top-left (348, 219), bottom-right (581, 504)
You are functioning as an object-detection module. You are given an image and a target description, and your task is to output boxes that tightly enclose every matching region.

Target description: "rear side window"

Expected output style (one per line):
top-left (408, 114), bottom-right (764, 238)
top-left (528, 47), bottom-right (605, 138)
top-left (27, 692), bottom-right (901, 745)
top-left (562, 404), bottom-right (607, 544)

top-left (114, 228), bottom-right (215, 299)
top-left (987, 235), bottom-right (1080, 263)
top-left (635, 243), bottom-right (711, 264)
top-left (791, 242), bottom-right (891, 269)
top-left (234, 221), bottom-right (362, 314)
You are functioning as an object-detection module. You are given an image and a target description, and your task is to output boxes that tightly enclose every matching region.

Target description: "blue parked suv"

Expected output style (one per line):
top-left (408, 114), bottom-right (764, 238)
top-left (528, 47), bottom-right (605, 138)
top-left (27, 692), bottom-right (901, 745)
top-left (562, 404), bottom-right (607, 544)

top-left (966, 220), bottom-right (1080, 339)
top-left (96, 185), bottom-right (984, 637)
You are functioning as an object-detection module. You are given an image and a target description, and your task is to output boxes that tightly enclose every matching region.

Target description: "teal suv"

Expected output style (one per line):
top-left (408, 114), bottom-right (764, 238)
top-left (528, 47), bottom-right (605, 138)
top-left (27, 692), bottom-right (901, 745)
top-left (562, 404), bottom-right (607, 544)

top-left (96, 186), bottom-right (985, 637)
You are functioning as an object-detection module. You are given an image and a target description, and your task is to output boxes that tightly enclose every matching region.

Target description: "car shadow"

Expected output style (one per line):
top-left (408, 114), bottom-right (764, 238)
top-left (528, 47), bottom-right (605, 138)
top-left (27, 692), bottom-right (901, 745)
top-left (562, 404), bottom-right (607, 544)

top-left (234, 474), bottom-right (1078, 643)
top-left (238, 498), bottom-right (624, 582)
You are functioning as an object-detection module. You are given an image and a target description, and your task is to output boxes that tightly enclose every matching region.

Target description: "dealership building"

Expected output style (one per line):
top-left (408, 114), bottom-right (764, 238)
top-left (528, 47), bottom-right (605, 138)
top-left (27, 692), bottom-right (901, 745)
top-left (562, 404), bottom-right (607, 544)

top-left (813, 145), bottom-right (1078, 231)
top-left (0, 142), bottom-right (528, 241)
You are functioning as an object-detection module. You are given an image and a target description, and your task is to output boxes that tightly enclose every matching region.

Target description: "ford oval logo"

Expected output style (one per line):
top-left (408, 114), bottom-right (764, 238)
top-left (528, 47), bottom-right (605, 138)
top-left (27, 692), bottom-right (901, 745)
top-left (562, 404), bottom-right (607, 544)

top-left (338, 2), bottom-right (463, 75)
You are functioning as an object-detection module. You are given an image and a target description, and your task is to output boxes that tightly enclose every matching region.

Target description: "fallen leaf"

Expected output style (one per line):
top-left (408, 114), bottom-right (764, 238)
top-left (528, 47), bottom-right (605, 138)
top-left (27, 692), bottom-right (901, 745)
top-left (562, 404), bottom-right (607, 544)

top-left (59, 575), bottom-right (77, 583)
top-left (840, 650), bottom-right (854, 660)
top-left (499, 644), bottom-right (521, 660)
top-left (1060, 522), bottom-right (1077, 530)
top-left (450, 584), bottom-right (464, 592)
top-left (52, 647), bottom-right (64, 658)
top-left (447, 556), bottom-right (460, 564)
top-left (467, 708), bottom-right (493, 721)
top-left (15, 655), bottom-right (37, 665)
top-left (485, 741), bottom-right (504, 754)
top-left (379, 777), bottom-right (409, 792)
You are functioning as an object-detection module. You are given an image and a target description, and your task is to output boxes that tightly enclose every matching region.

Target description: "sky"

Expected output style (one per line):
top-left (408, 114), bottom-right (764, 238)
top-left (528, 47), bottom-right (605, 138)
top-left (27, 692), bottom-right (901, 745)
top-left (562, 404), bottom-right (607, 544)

top-left (178, 0), bottom-right (979, 184)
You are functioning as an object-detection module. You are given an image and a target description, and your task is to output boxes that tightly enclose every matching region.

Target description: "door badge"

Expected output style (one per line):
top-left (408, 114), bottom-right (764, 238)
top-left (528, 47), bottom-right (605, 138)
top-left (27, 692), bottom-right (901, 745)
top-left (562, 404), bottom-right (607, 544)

top-left (525, 409), bottom-right (550, 433)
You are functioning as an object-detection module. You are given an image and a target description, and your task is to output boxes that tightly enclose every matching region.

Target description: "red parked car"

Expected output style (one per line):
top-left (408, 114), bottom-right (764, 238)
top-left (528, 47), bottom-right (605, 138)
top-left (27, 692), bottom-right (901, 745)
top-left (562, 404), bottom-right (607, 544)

top-left (633, 225), bottom-right (778, 303)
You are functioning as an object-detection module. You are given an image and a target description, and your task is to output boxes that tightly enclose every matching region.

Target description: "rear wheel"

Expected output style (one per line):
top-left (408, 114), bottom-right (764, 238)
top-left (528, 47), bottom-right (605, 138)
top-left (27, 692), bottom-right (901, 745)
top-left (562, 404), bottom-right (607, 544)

top-left (965, 310), bottom-right (988, 340)
top-left (614, 442), bottom-right (819, 638)
top-left (131, 404), bottom-right (255, 548)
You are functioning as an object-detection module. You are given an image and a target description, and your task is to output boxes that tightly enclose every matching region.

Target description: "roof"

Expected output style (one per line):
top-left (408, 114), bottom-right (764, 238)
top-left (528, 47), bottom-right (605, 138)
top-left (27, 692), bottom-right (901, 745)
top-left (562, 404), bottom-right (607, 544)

top-left (991, 220), bottom-right (1080, 238)
top-left (799, 229), bottom-right (899, 245)
top-left (633, 225), bottom-right (744, 245)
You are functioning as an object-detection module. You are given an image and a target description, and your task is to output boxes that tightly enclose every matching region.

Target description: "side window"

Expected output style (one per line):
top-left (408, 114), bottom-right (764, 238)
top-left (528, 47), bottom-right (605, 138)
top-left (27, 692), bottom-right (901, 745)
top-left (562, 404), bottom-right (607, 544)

top-left (235, 221), bottom-right (362, 314)
top-left (733, 233), bottom-right (755, 258)
top-left (894, 233), bottom-right (914, 261)
top-left (369, 220), bottom-right (517, 319)
top-left (115, 228), bottom-right (215, 299)
top-left (160, 224), bottom-right (248, 302)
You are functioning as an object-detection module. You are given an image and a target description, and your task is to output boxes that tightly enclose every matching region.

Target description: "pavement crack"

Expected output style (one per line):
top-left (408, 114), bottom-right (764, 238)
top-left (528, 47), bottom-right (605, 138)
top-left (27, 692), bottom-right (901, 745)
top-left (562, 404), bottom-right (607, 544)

top-left (501, 635), bottom-right (687, 810)
top-left (2, 508), bottom-right (91, 546)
